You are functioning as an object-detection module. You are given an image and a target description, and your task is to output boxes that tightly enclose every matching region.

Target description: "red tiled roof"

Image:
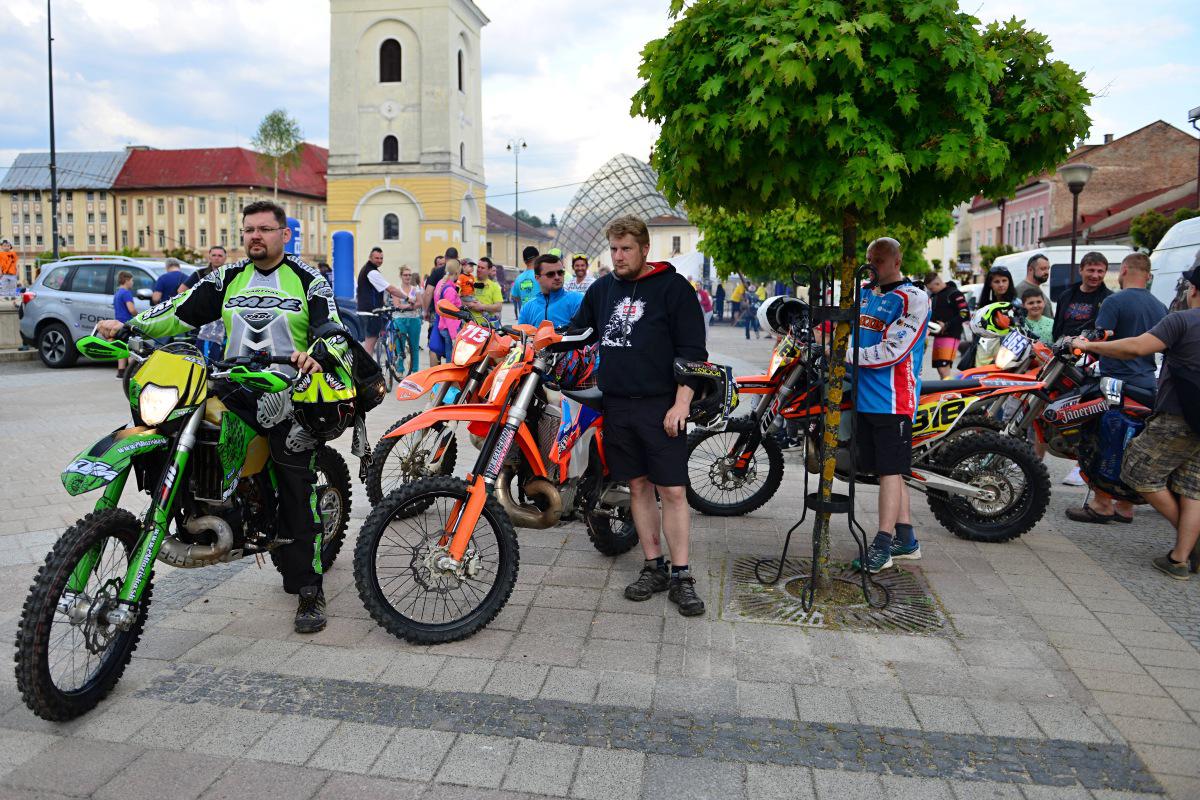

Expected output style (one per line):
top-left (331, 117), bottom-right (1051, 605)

top-left (1044, 182), bottom-right (1199, 241)
top-left (647, 214), bottom-right (690, 226)
top-left (113, 144), bottom-right (328, 198)
top-left (485, 204), bottom-right (553, 240)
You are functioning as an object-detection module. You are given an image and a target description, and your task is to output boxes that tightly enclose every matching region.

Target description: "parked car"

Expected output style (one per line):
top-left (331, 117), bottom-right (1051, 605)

top-left (1148, 216), bottom-right (1200, 311)
top-left (19, 255), bottom-right (194, 368)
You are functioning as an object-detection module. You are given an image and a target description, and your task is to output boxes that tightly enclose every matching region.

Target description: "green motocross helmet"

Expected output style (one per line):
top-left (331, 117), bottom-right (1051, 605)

top-left (292, 337), bottom-right (357, 441)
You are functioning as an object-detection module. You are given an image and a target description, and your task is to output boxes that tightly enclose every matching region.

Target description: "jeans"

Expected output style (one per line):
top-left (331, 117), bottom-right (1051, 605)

top-left (393, 316), bottom-right (423, 374)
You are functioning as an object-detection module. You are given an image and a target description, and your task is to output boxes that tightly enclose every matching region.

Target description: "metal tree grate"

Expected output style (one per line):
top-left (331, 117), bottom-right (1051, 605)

top-left (722, 555), bottom-right (950, 635)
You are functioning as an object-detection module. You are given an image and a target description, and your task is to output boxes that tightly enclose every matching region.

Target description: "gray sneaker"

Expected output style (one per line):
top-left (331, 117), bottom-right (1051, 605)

top-left (625, 563), bottom-right (670, 601)
top-left (1152, 555), bottom-right (1189, 581)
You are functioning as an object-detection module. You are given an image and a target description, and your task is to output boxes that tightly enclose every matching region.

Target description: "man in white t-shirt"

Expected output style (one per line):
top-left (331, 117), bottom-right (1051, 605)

top-left (565, 253), bottom-right (595, 293)
top-left (357, 247), bottom-right (407, 355)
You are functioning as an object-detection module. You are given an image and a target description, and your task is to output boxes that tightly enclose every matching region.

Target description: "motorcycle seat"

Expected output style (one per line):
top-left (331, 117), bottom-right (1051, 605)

top-left (921, 378), bottom-right (982, 394)
top-left (562, 387), bottom-right (604, 410)
top-left (1122, 383), bottom-right (1156, 406)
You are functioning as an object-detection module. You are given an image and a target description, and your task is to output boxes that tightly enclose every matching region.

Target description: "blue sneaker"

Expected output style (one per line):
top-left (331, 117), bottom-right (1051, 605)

top-left (891, 540), bottom-right (921, 561)
top-left (851, 543), bottom-right (894, 574)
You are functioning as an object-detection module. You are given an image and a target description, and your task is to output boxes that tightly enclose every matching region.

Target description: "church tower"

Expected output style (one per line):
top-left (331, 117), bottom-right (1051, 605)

top-left (327, 0), bottom-right (488, 282)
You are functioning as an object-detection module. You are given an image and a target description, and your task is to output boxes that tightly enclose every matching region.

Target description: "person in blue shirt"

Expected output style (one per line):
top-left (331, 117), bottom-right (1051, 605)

top-left (518, 254), bottom-right (583, 328)
top-left (511, 246), bottom-right (541, 318)
top-left (113, 271), bottom-right (136, 378)
top-left (151, 258), bottom-right (188, 302)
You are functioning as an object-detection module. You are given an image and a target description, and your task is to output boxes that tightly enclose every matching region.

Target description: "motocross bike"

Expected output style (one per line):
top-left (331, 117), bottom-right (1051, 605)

top-left (354, 312), bottom-right (636, 645)
top-left (685, 318), bottom-right (1051, 542)
top-left (365, 314), bottom-right (516, 504)
top-left (365, 306), bottom-right (411, 393)
top-left (14, 334), bottom-right (352, 721)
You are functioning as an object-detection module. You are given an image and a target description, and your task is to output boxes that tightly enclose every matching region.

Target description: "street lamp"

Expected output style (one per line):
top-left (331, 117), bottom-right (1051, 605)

top-left (1189, 106), bottom-right (1200, 210)
top-left (1059, 162), bottom-right (1094, 282)
top-left (506, 139), bottom-right (526, 268)
top-left (47, 0), bottom-right (60, 261)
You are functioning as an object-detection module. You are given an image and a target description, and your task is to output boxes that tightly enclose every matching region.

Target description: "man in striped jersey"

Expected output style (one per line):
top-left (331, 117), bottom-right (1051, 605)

top-left (853, 237), bottom-right (930, 574)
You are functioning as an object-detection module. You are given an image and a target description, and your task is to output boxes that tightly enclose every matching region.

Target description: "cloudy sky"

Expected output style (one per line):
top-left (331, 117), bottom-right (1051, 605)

top-left (1, 0), bottom-right (1197, 222)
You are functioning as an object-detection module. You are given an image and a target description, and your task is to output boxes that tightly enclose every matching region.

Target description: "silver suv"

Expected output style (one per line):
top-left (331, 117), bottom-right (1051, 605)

top-left (19, 255), bottom-right (194, 368)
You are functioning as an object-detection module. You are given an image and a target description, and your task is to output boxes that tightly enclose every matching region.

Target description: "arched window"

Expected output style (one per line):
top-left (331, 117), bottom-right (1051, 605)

top-left (460, 216), bottom-right (467, 242)
top-left (457, 50), bottom-right (464, 92)
top-left (383, 213), bottom-right (399, 241)
top-left (459, 143), bottom-right (465, 169)
top-left (383, 135), bottom-right (398, 162)
top-left (380, 39), bottom-right (402, 83)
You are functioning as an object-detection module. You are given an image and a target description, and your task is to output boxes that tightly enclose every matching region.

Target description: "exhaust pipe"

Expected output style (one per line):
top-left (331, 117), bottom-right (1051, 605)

top-left (157, 515), bottom-right (235, 568)
top-left (494, 468), bottom-right (562, 529)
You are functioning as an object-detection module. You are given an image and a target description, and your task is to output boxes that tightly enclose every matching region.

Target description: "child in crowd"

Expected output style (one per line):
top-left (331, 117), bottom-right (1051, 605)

top-left (1020, 287), bottom-right (1054, 344)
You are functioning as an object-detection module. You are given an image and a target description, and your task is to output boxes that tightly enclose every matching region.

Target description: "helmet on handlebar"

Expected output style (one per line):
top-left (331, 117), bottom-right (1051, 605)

top-left (970, 301), bottom-right (1016, 338)
top-left (552, 343), bottom-right (598, 390)
top-left (674, 358), bottom-right (739, 428)
top-left (757, 295), bottom-right (811, 336)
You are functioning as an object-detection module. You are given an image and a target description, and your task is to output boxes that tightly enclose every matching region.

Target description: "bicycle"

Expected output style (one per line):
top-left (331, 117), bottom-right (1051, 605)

top-left (368, 307), bottom-right (410, 391)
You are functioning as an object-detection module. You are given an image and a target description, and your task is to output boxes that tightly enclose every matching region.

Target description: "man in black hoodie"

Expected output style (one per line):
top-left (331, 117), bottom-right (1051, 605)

top-left (570, 216), bottom-right (708, 616)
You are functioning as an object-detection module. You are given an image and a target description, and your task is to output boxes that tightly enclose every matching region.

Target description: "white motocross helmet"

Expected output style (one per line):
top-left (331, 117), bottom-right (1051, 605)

top-left (757, 295), bottom-right (810, 336)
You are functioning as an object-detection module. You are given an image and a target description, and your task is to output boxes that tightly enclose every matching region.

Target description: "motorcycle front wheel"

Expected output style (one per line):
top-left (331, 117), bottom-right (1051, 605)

top-left (365, 413), bottom-right (458, 506)
top-left (354, 476), bottom-right (518, 644)
top-left (926, 431), bottom-right (1050, 543)
top-left (15, 509), bottom-right (151, 720)
top-left (685, 416), bottom-right (784, 516)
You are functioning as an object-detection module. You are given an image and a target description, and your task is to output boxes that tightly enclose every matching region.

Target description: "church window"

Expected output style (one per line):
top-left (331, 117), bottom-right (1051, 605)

top-left (383, 135), bottom-right (399, 162)
top-left (380, 39), bottom-right (402, 83)
top-left (459, 143), bottom-right (465, 168)
top-left (383, 213), bottom-right (399, 241)
top-left (457, 50), bottom-right (464, 92)
top-left (460, 216), bottom-right (467, 242)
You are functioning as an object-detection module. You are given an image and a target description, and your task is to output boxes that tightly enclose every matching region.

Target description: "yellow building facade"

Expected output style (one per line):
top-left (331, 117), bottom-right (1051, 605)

top-left (326, 0), bottom-right (489, 286)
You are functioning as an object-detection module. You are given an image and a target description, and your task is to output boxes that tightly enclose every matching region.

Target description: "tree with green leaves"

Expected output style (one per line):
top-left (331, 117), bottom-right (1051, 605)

top-left (514, 209), bottom-right (545, 228)
top-left (251, 109), bottom-right (305, 201)
top-left (693, 204), bottom-right (952, 283)
top-left (978, 243), bottom-right (1015, 270)
top-left (163, 246), bottom-right (202, 264)
top-left (635, 0), bottom-right (1090, 591)
top-left (1130, 208), bottom-right (1200, 252)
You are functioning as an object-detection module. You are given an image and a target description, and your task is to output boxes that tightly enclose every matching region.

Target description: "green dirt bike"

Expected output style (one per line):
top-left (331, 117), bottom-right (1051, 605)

top-left (14, 334), bottom-right (352, 721)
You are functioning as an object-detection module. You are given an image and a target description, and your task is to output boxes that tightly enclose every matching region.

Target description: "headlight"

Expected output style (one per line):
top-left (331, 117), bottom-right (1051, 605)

top-left (453, 340), bottom-right (475, 366)
top-left (138, 384), bottom-right (180, 426)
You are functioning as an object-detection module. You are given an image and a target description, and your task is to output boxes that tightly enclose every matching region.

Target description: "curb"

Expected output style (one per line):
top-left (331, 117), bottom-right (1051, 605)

top-left (0, 349), bottom-right (37, 363)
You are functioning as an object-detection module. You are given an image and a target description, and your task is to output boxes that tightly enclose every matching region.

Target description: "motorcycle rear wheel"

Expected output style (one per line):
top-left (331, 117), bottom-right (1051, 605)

top-left (354, 476), bottom-right (518, 644)
top-left (271, 445), bottom-right (352, 575)
top-left (685, 416), bottom-right (784, 516)
top-left (15, 509), bottom-right (151, 720)
top-left (926, 431), bottom-right (1050, 543)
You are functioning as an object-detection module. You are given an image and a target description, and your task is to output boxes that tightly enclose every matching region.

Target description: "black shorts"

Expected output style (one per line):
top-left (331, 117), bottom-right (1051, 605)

top-left (363, 315), bottom-right (384, 338)
top-left (855, 413), bottom-right (912, 476)
top-left (602, 394), bottom-right (688, 487)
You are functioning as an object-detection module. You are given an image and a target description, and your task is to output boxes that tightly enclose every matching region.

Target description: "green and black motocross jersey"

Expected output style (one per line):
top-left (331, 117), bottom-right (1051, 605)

top-left (127, 255), bottom-right (346, 361)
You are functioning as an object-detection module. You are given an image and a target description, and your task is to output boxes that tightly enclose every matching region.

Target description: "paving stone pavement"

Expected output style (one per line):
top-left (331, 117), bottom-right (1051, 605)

top-left (0, 321), bottom-right (1196, 800)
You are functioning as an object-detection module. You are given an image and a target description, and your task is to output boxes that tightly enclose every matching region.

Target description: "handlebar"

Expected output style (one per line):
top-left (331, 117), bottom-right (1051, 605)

top-left (212, 352), bottom-right (295, 369)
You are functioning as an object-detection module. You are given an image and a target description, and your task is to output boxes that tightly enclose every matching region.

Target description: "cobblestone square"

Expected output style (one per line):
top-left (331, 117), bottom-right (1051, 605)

top-left (0, 322), bottom-right (1197, 799)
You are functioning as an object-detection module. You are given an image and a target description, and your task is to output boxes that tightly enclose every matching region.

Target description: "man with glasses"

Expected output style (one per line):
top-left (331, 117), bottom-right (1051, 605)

top-left (565, 253), bottom-right (595, 293)
top-left (95, 200), bottom-right (348, 634)
top-left (517, 254), bottom-right (582, 327)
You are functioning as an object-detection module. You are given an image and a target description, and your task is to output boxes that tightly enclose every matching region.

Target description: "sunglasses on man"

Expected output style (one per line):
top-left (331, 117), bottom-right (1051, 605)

top-left (541, 269), bottom-right (565, 278)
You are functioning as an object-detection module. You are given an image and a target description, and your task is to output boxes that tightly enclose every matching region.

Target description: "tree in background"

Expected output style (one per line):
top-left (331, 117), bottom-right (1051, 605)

top-left (162, 246), bottom-right (202, 264)
top-left (635, 0), bottom-right (1090, 590)
top-left (251, 109), bottom-right (305, 201)
top-left (514, 209), bottom-right (545, 228)
top-left (1130, 208), bottom-right (1200, 252)
top-left (694, 205), bottom-right (952, 284)
top-left (978, 243), bottom-right (1016, 270)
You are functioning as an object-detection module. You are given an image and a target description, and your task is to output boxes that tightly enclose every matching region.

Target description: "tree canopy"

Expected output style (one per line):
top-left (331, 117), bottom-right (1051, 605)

top-left (251, 109), bottom-right (305, 201)
top-left (694, 205), bottom-right (953, 282)
top-left (634, 0), bottom-right (1092, 226)
top-left (1130, 208), bottom-right (1200, 252)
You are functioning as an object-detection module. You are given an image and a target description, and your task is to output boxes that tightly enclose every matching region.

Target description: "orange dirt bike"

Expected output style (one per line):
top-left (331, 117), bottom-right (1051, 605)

top-left (364, 312), bottom-right (515, 504)
top-left (685, 297), bottom-right (1051, 543)
top-left (353, 311), bottom-right (637, 644)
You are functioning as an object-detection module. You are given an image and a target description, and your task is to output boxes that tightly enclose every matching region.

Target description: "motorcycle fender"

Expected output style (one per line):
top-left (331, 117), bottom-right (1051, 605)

top-left (62, 426), bottom-right (167, 496)
top-left (982, 381), bottom-right (1046, 396)
top-left (388, 404), bottom-right (549, 478)
top-left (395, 364), bottom-right (471, 402)
top-left (735, 374), bottom-right (777, 395)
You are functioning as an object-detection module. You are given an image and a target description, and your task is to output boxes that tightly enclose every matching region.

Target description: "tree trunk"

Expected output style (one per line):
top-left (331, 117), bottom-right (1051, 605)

top-left (273, 159), bottom-right (279, 202)
top-left (809, 211), bottom-right (858, 592)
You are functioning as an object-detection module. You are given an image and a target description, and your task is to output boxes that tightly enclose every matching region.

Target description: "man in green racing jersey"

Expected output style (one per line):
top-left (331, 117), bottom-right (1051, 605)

top-left (97, 200), bottom-right (353, 634)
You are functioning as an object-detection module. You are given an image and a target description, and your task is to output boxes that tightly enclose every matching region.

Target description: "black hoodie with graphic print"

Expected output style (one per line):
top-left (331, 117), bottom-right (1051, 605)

top-left (570, 261), bottom-right (707, 398)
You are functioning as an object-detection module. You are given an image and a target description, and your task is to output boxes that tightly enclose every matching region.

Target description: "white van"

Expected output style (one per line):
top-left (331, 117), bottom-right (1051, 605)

top-left (1148, 217), bottom-right (1200, 310)
top-left (990, 245), bottom-right (1133, 306)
